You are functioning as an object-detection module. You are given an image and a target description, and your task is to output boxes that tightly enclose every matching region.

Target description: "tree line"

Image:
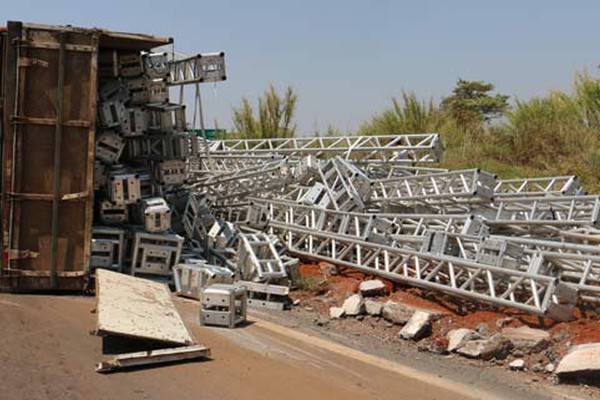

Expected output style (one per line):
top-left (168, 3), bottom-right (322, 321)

top-left (230, 72), bottom-right (600, 191)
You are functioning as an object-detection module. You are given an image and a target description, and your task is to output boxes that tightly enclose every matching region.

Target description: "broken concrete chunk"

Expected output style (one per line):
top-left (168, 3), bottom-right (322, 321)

top-left (456, 340), bottom-right (487, 358)
top-left (398, 311), bottom-right (431, 341)
top-left (530, 363), bottom-right (544, 373)
top-left (365, 299), bottom-right (383, 316)
top-left (359, 279), bottom-right (387, 297)
top-left (509, 359), bottom-right (525, 370)
top-left (556, 343), bottom-right (600, 379)
top-left (342, 294), bottom-right (364, 316)
top-left (456, 335), bottom-right (513, 360)
top-left (381, 300), bottom-right (414, 324)
top-left (329, 307), bottom-right (345, 319)
top-left (501, 326), bottom-right (550, 354)
top-left (545, 363), bottom-right (555, 373)
top-left (495, 317), bottom-right (514, 328)
top-left (447, 328), bottom-right (481, 352)
top-left (318, 262), bottom-right (338, 276)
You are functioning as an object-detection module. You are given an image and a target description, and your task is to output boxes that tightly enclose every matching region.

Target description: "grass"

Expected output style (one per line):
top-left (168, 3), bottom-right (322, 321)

top-left (357, 71), bottom-right (600, 193)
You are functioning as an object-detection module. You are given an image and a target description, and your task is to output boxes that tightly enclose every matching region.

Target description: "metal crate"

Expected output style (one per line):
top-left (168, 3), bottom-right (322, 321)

top-left (200, 284), bottom-right (247, 328)
top-left (173, 262), bottom-right (234, 299)
top-left (130, 231), bottom-right (184, 277)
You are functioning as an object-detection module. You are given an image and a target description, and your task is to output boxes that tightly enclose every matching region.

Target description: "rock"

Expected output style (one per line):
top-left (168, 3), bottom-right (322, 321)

top-left (512, 349), bottom-right (524, 358)
top-left (496, 317), bottom-right (514, 328)
top-left (456, 340), bottom-right (487, 358)
top-left (509, 359), bottom-right (525, 370)
top-left (399, 311), bottom-right (432, 340)
top-left (342, 294), bottom-right (365, 316)
top-left (501, 326), bottom-right (550, 354)
top-left (551, 330), bottom-right (569, 343)
top-left (381, 301), bottom-right (415, 324)
top-left (293, 299), bottom-right (301, 306)
top-left (475, 322), bottom-right (490, 336)
top-left (356, 315), bottom-right (364, 321)
top-left (329, 307), bottom-right (345, 319)
top-left (447, 329), bottom-right (481, 352)
top-left (314, 315), bottom-right (329, 326)
top-left (304, 306), bottom-right (314, 312)
top-left (545, 363), bottom-right (555, 373)
top-left (417, 336), bottom-right (449, 355)
top-left (359, 279), bottom-right (387, 297)
top-left (556, 343), bottom-right (600, 379)
top-left (531, 363), bottom-right (544, 373)
top-left (318, 262), bottom-right (338, 276)
top-left (365, 299), bottom-right (383, 316)
top-left (456, 335), bottom-right (513, 360)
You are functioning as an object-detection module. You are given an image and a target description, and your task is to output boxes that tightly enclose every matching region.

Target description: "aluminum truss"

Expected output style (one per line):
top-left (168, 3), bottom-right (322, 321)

top-left (480, 195), bottom-right (600, 235)
top-left (167, 53), bottom-right (227, 86)
top-left (417, 232), bottom-right (600, 303)
top-left (266, 219), bottom-right (575, 320)
top-left (494, 176), bottom-right (583, 197)
top-left (192, 159), bottom-right (293, 206)
top-left (202, 134), bottom-right (444, 163)
top-left (246, 197), bottom-right (489, 240)
top-left (367, 169), bottom-right (496, 213)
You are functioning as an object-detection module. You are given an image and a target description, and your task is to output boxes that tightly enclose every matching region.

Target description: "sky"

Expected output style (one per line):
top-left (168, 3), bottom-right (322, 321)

top-left (4, 0), bottom-right (600, 134)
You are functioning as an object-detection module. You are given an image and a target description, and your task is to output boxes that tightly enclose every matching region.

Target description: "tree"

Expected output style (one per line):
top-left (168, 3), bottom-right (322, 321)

top-left (232, 85), bottom-right (298, 139)
top-left (357, 91), bottom-right (442, 135)
top-left (441, 79), bottom-right (509, 128)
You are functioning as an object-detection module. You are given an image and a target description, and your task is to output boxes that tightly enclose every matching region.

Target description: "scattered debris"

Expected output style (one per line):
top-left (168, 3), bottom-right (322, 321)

top-left (545, 363), bottom-right (556, 373)
top-left (509, 359), bottom-right (526, 371)
top-left (314, 315), bottom-right (329, 326)
top-left (447, 329), bottom-right (481, 353)
top-left (329, 307), bottom-right (345, 319)
top-left (501, 326), bottom-right (550, 354)
top-left (556, 343), bottom-right (600, 380)
top-left (382, 301), bottom-right (415, 325)
top-left (398, 311), bottom-right (432, 340)
top-left (456, 335), bottom-right (513, 361)
top-left (318, 262), bottom-right (338, 276)
top-left (531, 363), bottom-right (544, 373)
top-left (342, 294), bottom-right (365, 316)
top-left (417, 336), bottom-right (449, 355)
top-left (359, 280), bottom-right (387, 297)
top-left (365, 299), bottom-right (383, 316)
top-left (495, 317), bottom-right (514, 328)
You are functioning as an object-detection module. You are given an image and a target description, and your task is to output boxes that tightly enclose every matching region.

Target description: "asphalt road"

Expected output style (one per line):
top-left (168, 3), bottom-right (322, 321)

top-left (0, 293), bottom-right (584, 400)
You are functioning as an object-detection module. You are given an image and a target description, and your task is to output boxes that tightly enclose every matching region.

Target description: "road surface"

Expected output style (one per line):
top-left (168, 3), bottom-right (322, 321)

top-left (0, 293), bottom-right (584, 400)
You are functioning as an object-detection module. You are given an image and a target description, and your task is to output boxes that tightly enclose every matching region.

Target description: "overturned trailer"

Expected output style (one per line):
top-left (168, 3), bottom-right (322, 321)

top-left (0, 22), bottom-right (172, 291)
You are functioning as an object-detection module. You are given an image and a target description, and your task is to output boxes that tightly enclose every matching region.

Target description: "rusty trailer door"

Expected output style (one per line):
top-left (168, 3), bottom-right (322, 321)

top-left (1, 22), bottom-right (98, 291)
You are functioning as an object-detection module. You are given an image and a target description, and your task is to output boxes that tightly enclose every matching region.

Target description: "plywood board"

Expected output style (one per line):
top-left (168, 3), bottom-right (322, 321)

top-left (96, 269), bottom-right (195, 345)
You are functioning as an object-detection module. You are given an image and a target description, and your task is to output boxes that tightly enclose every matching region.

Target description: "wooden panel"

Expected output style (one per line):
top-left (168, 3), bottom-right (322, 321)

top-left (96, 269), bottom-right (196, 346)
top-left (1, 22), bottom-right (97, 282)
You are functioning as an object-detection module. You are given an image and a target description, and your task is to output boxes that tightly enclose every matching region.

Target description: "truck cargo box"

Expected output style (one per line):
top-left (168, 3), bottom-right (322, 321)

top-left (0, 21), bottom-right (171, 291)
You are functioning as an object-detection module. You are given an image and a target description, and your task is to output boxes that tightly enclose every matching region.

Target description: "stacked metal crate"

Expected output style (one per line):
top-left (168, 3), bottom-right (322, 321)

top-left (92, 51), bottom-right (187, 280)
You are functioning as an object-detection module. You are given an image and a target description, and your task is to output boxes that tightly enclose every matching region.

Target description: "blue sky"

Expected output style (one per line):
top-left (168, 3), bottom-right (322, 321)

top-left (4, 0), bottom-right (600, 133)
